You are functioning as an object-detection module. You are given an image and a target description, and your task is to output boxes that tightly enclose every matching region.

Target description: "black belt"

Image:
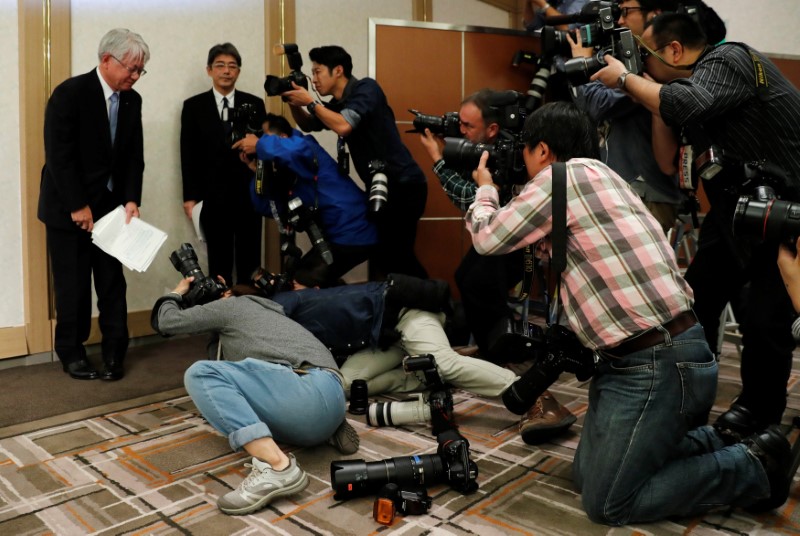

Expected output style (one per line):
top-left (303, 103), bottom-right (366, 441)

top-left (604, 310), bottom-right (698, 357)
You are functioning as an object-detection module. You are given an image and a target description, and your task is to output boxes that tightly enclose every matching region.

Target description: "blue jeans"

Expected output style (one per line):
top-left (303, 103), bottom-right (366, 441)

top-left (184, 359), bottom-right (346, 452)
top-left (573, 324), bottom-right (769, 525)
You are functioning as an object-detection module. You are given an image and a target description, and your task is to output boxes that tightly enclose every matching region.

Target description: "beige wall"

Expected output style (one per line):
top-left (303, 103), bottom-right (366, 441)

top-left (3, 0), bottom-right (800, 361)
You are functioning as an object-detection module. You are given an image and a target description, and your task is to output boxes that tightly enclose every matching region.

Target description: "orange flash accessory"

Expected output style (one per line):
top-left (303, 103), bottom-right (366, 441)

top-left (373, 497), bottom-right (396, 525)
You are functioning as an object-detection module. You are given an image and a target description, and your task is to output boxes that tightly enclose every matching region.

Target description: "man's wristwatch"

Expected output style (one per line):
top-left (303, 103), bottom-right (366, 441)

top-left (617, 70), bottom-right (632, 90)
top-left (617, 71), bottom-right (631, 91)
top-left (306, 101), bottom-right (322, 116)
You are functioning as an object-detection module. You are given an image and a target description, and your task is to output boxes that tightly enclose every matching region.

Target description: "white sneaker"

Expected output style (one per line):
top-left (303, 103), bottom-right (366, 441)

top-left (217, 454), bottom-right (308, 515)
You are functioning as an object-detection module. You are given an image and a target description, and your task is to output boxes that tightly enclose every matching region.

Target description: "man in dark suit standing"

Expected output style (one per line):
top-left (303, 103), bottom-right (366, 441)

top-left (38, 28), bottom-right (150, 381)
top-left (180, 43), bottom-right (267, 285)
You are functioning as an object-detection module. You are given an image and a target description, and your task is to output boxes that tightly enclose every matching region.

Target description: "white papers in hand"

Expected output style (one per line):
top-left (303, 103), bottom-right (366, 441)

top-left (91, 206), bottom-right (168, 272)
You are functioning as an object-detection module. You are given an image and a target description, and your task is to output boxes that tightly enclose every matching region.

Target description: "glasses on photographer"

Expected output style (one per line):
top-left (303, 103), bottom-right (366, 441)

top-left (111, 55), bottom-right (147, 76)
top-left (634, 34), bottom-right (671, 66)
top-left (619, 6), bottom-right (643, 18)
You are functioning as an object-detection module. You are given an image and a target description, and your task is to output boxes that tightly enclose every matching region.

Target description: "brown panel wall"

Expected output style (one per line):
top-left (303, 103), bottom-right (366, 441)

top-left (376, 23), bottom-right (534, 295)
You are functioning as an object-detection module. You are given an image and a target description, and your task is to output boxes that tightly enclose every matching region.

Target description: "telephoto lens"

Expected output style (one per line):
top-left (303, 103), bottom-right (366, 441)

top-left (349, 379), bottom-right (368, 415)
top-left (367, 393), bottom-right (431, 427)
top-left (330, 454), bottom-right (444, 500)
top-left (369, 173), bottom-right (389, 213)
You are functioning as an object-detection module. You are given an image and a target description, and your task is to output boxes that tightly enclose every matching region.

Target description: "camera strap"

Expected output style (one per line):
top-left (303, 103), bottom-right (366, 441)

top-left (549, 162), bottom-right (568, 325)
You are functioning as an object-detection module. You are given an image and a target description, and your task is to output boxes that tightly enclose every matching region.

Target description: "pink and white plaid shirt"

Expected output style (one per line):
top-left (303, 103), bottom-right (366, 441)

top-left (466, 158), bottom-right (693, 350)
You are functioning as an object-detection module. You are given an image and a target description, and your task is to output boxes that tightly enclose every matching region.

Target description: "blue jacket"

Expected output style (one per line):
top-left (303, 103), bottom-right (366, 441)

top-left (250, 129), bottom-right (378, 246)
top-left (271, 282), bottom-right (387, 356)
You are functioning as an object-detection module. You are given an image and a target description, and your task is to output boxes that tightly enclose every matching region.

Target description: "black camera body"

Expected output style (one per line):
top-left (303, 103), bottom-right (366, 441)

top-left (539, 0), bottom-right (620, 57)
top-left (286, 197), bottom-right (334, 265)
top-left (227, 102), bottom-right (263, 145)
top-left (407, 109), bottom-right (462, 138)
top-left (538, 1), bottom-right (642, 86)
top-left (501, 323), bottom-right (596, 415)
top-left (265, 43), bottom-right (309, 97)
top-left (330, 428), bottom-right (478, 501)
top-left (732, 162), bottom-right (800, 246)
top-left (169, 243), bottom-right (227, 307)
top-left (556, 26), bottom-right (642, 85)
top-left (252, 241), bottom-right (303, 298)
top-left (437, 90), bottom-right (530, 189)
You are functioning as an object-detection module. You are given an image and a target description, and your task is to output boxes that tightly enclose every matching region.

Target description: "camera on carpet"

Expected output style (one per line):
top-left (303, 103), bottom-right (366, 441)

top-left (372, 483), bottom-right (432, 525)
top-left (169, 243), bottom-right (227, 307)
top-left (366, 354), bottom-right (454, 435)
top-left (265, 43), bottom-right (309, 97)
top-left (330, 427), bottom-right (478, 501)
top-left (499, 323), bottom-right (596, 415)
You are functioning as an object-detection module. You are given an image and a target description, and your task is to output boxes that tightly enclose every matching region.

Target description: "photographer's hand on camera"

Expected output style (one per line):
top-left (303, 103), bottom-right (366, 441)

top-left (232, 133), bottom-right (259, 156)
top-left (419, 128), bottom-right (444, 163)
top-left (472, 150), bottom-right (497, 190)
top-left (566, 29), bottom-right (592, 58)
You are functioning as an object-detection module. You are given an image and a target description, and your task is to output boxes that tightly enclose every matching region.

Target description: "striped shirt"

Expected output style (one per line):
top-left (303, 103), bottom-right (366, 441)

top-left (466, 158), bottom-right (694, 350)
top-left (660, 43), bottom-right (800, 184)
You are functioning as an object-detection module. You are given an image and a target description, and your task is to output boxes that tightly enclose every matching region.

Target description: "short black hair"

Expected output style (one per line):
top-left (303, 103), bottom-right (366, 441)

top-left (462, 89), bottom-right (502, 125)
top-left (308, 45), bottom-right (353, 78)
top-left (207, 43), bottom-right (241, 67)
top-left (522, 101), bottom-right (599, 161)
top-left (264, 113), bottom-right (293, 137)
top-left (639, 0), bottom-right (679, 13)
top-left (647, 12), bottom-right (708, 50)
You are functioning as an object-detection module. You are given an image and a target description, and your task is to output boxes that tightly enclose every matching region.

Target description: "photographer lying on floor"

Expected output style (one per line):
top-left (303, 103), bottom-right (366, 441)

top-left (466, 101), bottom-right (792, 524)
top-left (151, 276), bottom-right (358, 516)
top-left (249, 270), bottom-right (573, 444)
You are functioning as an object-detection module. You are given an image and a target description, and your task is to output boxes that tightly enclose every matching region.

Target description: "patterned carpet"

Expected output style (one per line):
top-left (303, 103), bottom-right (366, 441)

top-left (1, 341), bottom-right (799, 535)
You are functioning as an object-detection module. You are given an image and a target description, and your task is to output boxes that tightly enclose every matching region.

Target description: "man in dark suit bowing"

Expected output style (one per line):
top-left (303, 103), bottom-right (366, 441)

top-left (180, 43), bottom-right (267, 286)
top-left (38, 28), bottom-right (150, 381)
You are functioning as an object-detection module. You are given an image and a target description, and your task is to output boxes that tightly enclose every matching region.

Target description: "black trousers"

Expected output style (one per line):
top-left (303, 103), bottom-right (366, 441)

top-left (369, 181), bottom-right (428, 280)
top-left (201, 200), bottom-right (263, 285)
top-left (294, 242), bottom-right (374, 288)
top-left (455, 246), bottom-right (525, 359)
top-left (47, 225), bottom-right (129, 365)
top-left (684, 209), bottom-right (796, 425)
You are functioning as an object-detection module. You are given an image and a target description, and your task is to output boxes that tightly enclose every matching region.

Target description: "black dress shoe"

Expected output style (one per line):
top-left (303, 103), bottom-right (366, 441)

top-left (742, 425), bottom-right (792, 513)
top-left (63, 359), bottom-right (99, 380)
top-left (714, 403), bottom-right (761, 445)
top-left (101, 361), bottom-right (125, 381)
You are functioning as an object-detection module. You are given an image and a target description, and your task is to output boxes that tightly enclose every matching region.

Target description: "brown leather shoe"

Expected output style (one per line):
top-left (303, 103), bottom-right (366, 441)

top-left (519, 391), bottom-right (576, 445)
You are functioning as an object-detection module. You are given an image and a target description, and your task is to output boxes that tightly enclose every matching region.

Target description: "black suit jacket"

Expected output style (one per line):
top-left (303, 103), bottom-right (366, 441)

top-left (38, 69), bottom-right (144, 230)
top-left (180, 89), bottom-right (266, 214)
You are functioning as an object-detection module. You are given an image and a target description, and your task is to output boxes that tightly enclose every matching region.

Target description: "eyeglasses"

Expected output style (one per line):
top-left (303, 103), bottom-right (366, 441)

top-left (212, 61), bottom-right (240, 71)
top-left (110, 55), bottom-right (147, 76)
top-left (634, 34), bottom-right (671, 66)
top-left (619, 6), bottom-right (643, 18)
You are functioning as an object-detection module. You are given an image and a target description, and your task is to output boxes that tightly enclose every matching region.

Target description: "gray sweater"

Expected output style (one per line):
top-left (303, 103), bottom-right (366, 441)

top-left (156, 294), bottom-right (339, 371)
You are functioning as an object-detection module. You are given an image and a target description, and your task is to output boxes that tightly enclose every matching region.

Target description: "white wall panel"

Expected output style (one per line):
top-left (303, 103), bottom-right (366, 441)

top-left (434, 0), bottom-right (510, 29)
top-left (0, 0), bottom-right (24, 327)
top-left (71, 0), bottom-right (266, 311)
top-left (709, 0), bottom-right (800, 56)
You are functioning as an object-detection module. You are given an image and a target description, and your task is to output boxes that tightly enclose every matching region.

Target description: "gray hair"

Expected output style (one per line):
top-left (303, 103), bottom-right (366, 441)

top-left (97, 28), bottom-right (150, 64)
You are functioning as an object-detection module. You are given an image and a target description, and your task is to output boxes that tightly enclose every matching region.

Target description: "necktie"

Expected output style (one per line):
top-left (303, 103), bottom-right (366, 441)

top-left (221, 96), bottom-right (229, 120)
top-left (109, 92), bottom-right (119, 144)
top-left (221, 96), bottom-right (233, 140)
top-left (108, 92), bottom-right (119, 191)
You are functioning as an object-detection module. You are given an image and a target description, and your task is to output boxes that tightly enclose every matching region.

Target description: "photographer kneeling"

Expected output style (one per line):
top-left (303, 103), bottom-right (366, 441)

top-left (466, 101), bottom-right (791, 524)
top-left (151, 275), bottom-right (357, 516)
